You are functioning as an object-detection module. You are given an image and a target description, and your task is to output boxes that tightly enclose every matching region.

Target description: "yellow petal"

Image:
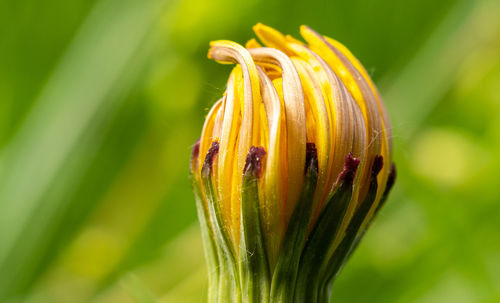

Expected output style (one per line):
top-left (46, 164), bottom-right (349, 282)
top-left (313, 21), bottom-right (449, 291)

top-left (249, 47), bottom-right (306, 229)
top-left (256, 66), bottom-right (284, 267)
top-left (300, 25), bottom-right (383, 203)
top-left (217, 70), bottom-right (241, 237)
top-left (324, 37), bottom-right (393, 207)
top-left (208, 40), bottom-right (262, 247)
top-left (245, 38), bottom-right (262, 49)
top-left (253, 23), bottom-right (293, 55)
top-left (289, 57), bottom-right (331, 216)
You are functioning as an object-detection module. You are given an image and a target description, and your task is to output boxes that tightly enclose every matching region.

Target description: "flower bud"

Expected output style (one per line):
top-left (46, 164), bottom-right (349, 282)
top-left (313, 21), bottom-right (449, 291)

top-left (191, 24), bottom-right (396, 302)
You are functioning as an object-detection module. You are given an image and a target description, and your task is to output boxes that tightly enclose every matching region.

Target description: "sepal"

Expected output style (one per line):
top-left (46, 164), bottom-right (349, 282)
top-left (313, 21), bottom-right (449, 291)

top-left (270, 143), bottom-right (319, 302)
top-left (294, 153), bottom-right (360, 302)
top-left (191, 140), bottom-right (219, 302)
top-left (201, 141), bottom-right (241, 302)
top-left (318, 156), bottom-right (386, 301)
top-left (240, 146), bottom-right (270, 303)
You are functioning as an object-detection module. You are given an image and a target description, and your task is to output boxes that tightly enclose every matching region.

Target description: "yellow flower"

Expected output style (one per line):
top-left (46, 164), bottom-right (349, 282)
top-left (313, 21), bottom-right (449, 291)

top-left (191, 24), bottom-right (396, 302)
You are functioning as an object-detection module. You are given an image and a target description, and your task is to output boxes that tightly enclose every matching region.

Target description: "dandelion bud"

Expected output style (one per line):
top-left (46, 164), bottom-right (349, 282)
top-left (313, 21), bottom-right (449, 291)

top-left (191, 24), bottom-right (396, 302)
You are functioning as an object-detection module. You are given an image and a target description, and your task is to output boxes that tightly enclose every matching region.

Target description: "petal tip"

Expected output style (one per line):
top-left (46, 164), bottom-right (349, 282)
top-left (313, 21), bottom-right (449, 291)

top-left (305, 142), bottom-right (318, 174)
top-left (336, 153), bottom-right (360, 186)
top-left (202, 141), bottom-right (220, 175)
top-left (372, 155), bottom-right (384, 179)
top-left (244, 146), bottom-right (266, 178)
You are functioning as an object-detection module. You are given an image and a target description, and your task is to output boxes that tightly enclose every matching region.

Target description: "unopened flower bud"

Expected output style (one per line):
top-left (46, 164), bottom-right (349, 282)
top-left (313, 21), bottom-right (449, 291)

top-left (191, 23), bottom-right (396, 302)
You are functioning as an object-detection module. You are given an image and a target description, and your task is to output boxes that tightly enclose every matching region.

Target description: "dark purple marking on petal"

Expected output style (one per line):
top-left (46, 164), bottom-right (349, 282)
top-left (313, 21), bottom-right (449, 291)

top-left (244, 146), bottom-right (266, 178)
top-left (305, 142), bottom-right (318, 174)
top-left (371, 155), bottom-right (384, 179)
top-left (191, 139), bottom-right (200, 172)
top-left (336, 153), bottom-right (360, 186)
top-left (383, 163), bottom-right (396, 196)
top-left (203, 141), bottom-right (220, 173)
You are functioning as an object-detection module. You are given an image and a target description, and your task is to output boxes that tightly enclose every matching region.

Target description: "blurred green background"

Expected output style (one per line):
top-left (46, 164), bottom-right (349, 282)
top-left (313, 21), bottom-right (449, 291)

top-left (1, 0), bottom-right (499, 302)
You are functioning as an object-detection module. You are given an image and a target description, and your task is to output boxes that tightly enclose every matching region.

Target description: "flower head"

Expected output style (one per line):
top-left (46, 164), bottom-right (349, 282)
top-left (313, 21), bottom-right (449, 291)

top-left (191, 24), bottom-right (396, 302)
